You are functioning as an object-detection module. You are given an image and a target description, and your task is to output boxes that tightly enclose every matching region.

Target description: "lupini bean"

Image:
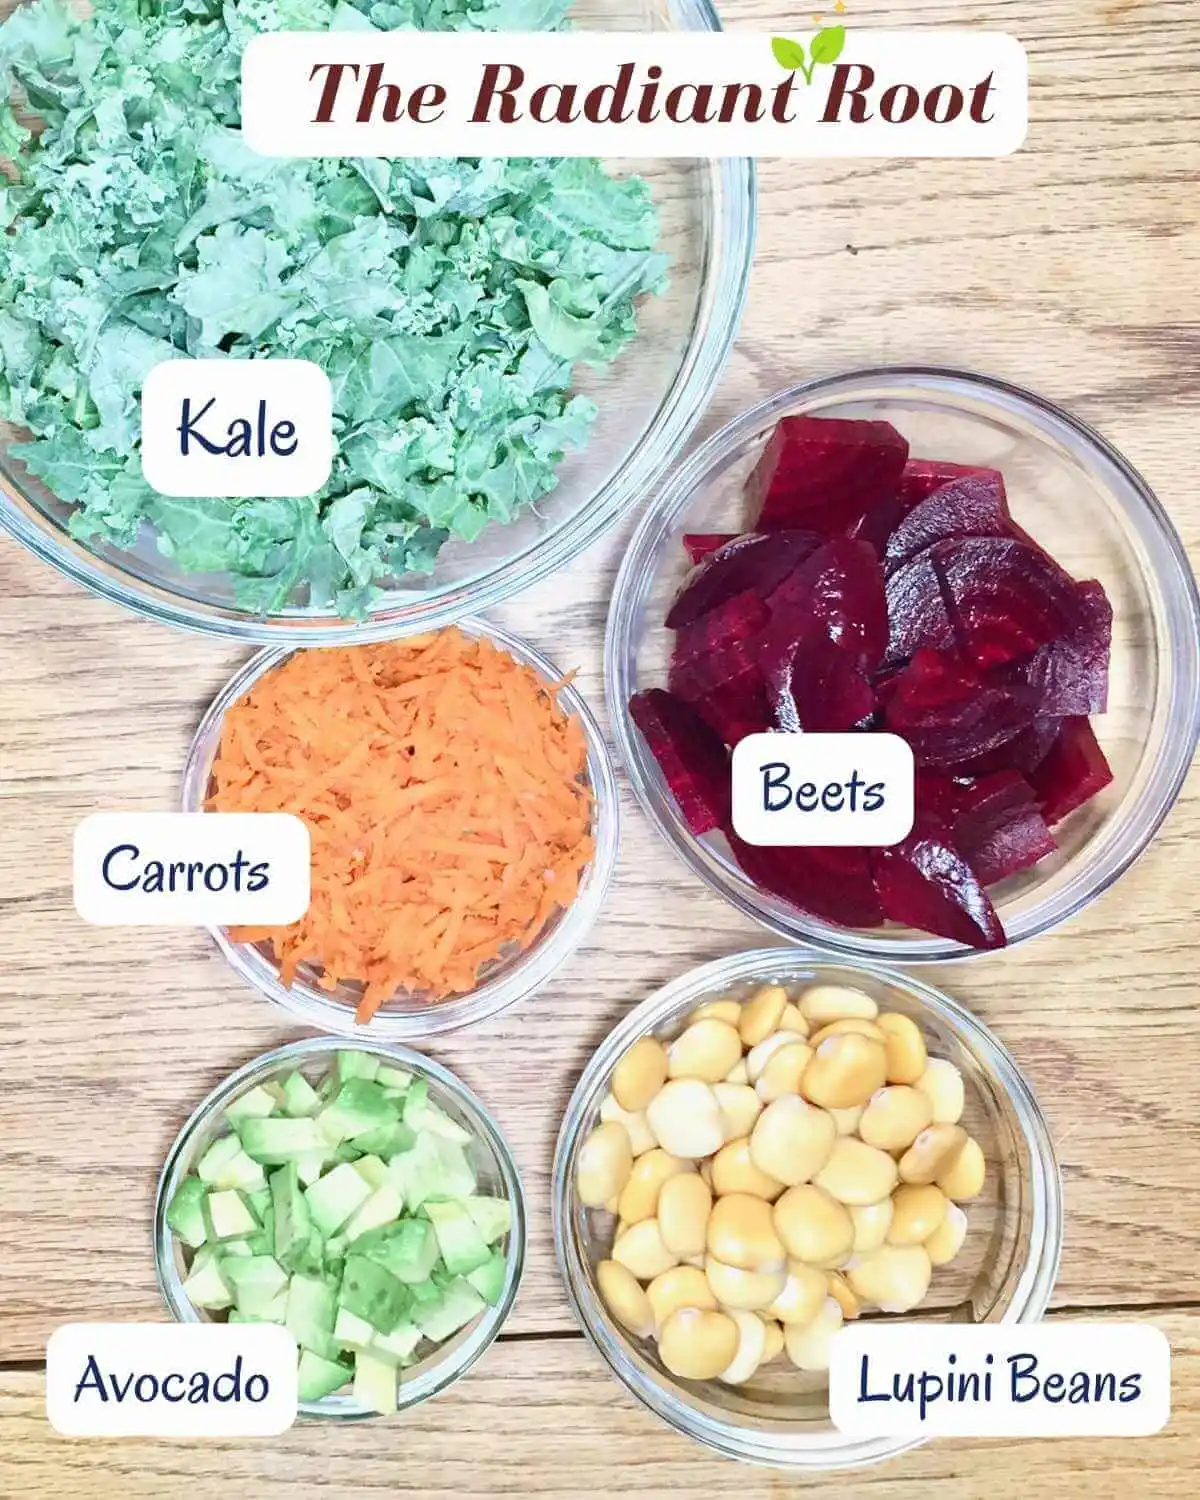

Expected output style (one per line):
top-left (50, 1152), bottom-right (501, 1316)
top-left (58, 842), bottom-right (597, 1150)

top-left (827, 1271), bottom-right (861, 1321)
top-left (750, 1095), bottom-right (836, 1186)
top-left (689, 998), bottom-right (742, 1026)
top-left (718, 1308), bottom-right (768, 1385)
top-left (848, 1244), bottom-right (932, 1313)
top-left (707, 1192), bottom-right (786, 1272)
top-left (647, 1079), bottom-right (726, 1159)
top-left (830, 1104), bottom-right (865, 1136)
top-left (914, 1057), bottom-right (965, 1124)
top-left (577, 1122), bottom-right (634, 1207)
top-left (711, 1137), bottom-right (784, 1202)
top-left (646, 1264), bottom-right (717, 1330)
top-left (858, 1085), bottom-right (933, 1153)
top-left (755, 1041), bottom-right (814, 1103)
top-left (849, 1198), bottom-right (894, 1255)
top-left (799, 984), bottom-right (879, 1028)
top-left (899, 1124), bottom-right (968, 1186)
top-left (937, 1134), bottom-right (986, 1201)
top-left (773, 1184), bottom-right (855, 1268)
top-left (612, 1037), bottom-right (669, 1113)
top-left (705, 1257), bottom-right (787, 1311)
top-left (766, 1260), bottom-right (827, 1325)
top-left (658, 1172), bottom-right (713, 1259)
top-left (596, 1260), bottom-right (655, 1338)
top-left (725, 1059), bottom-right (750, 1085)
top-left (712, 1082), bottom-right (762, 1140)
top-left (612, 1218), bottom-right (679, 1280)
top-left (666, 1019), bottom-right (743, 1083)
top-left (599, 1094), bottom-right (657, 1157)
top-left (739, 984), bottom-right (788, 1047)
top-left (813, 1137), bottom-right (899, 1206)
top-left (761, 1318), bottom-right (786, 1363)
top-left (618, 1149), bottom-right (689, 1224)
top-left (808, 1018), bottom-right (887, 1047)
top-left (659, 1307), bottom-right (741, 1380)
top-left (779, 1003), bottom-right (809, 1036)
top-left (746, 1030), bottom-right (798, 1083)
top-left (784, 1296), bottom-right (844, 1372)
top-left (925, 1202), bottom-right (969, 1266)
top-left (801, 1033), bottom-right (888, 1110)
top-left (876, 1012), bottom-right (928, 1085)
top-left (887, 1184), bottom-right (949, 1246)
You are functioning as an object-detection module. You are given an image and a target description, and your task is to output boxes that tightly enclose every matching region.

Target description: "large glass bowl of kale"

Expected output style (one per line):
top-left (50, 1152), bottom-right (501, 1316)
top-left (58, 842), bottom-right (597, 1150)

top-left (0, 0), bottom-right (754, 639)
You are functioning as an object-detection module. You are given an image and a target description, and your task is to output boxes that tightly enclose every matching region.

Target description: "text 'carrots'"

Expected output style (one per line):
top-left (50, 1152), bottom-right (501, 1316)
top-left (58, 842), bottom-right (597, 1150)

top-left (207, 629), bottom-right (594, 1022)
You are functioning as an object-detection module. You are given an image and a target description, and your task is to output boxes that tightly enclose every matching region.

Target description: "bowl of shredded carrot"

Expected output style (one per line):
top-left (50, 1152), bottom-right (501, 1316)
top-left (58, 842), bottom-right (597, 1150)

top-left (183, 622), bottom-right (619, 1036)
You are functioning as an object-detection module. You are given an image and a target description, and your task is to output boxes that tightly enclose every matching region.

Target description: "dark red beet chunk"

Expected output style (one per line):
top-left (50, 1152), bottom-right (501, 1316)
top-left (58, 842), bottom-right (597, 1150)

top-left (898, 460), bottom-right (998, 510)
top-left (952, 771), bottom-right (1057, 885)
top-left (666, 531), bottom-right (820, 629)
top-left (871, 814), bottom-right (1005, 949)
top-left (770, 628), bottom-right (875, 733)
top-left (730, 835), bottom-right (885, 928)
top-left (934, 537), bottom-right (1087, 671)
top-left (1004, 579), bottom-right (1113, 716)
top-left (881, 648), bottom-right (1036, 767)
top-left (682, 532), bottom-right (738, 564)
top-left (768, 538), bottom-right (889, 674)
top-left (629, 689), bottom-right (732, 836)
top-left (1027, 716), bottom-right (1114, 825)
top-left (883, 552), bottom-right (957, 666)
top-left (673, 589), bottom-right (770, 665)
top-left (953, 714), bottom-right (1063, 778)
top-left (884, 471), bottom-right (1011, 569)
top-left (748, 416), bottom-right (910, 535)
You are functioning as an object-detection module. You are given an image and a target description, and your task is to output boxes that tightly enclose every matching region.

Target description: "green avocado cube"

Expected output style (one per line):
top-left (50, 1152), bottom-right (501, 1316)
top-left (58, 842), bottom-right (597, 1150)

top-left (181, 1256), bottom-right (233, 1311)
top-left (203, 1189), bottom-right (259, 1243)
top-left (166, 1176), bottom-right (208, 1249)
top-left (281, 1072), bottom-right (322, 1117)
top-left (336, 1051), bottom-right (380, 1085)
top-left (464, 1196), bottom-right (513, 1246)
top-left (318, 1081), bottom-right (399, 1147)
top-left (238, 1117), bottom-right (325, 1165)
top-left (223, 1255), bottom-right (289, 1316)
top-left (287, 1272), bottom-right (337, 1358)
top-left (195, 1135), bottom-right (242, 1185)
top-left (375, 1065), bottom-right (413, 1092)
top-left (305, 1162), bottom-right (373, 1236)
top-left (339, 1254), bottom-right (410, 1336)
top-left (271, 1162), bottom-right (312, 1270)
top-left (370, 1321), bottom-right (421, 1365)
top-left (467, 1249), bottom-right (508, 1307)
top-left (297, 1350), bottom-right (352, 1403)
top-left (225, 1084), bottom-right (281, 1121)
top-left (352, 1219), bottom-right (439, 1284)
top-left (412, 1277), bottom-right (486, 1343)
top-left (425, 1200), bottom-right (491, 1277)
top-left (333, 1307), bottom-right (377, 1352)
top-left (388, 1134), bottom-right (476, 1208)
top-left (344, 1184), bottom-right (404, 1245)
top-left (351, 1121), bottom-right (416, 1158)
top-left (352, 1350), bottom-right (398, 1415)
top-left (352, 1155), bottom-right (389, 1191)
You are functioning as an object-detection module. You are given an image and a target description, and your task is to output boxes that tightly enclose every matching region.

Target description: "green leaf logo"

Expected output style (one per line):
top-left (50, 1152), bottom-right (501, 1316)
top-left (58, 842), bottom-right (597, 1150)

top-left (771, 36), bottom-right (808, 73)
top-left (810, 25), bottom-right (846, 66)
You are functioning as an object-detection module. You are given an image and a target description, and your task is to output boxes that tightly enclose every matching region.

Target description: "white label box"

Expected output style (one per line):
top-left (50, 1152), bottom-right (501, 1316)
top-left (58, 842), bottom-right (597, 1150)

top-left (141, 358), bottom-right (332, 498)
top-left (73, 813), bottom-right (310, 927)
top-left (47, 1323), bottom-right (297, 1438)
top-left (829, 1323), bottom-right (1171, 1438)
top-left (730, 732), bottom-right (914, 848)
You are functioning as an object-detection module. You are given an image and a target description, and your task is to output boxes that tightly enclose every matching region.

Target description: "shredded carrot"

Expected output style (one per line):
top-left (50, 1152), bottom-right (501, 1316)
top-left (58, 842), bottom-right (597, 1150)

top-left (207, 628), bottom-right (594, 1022)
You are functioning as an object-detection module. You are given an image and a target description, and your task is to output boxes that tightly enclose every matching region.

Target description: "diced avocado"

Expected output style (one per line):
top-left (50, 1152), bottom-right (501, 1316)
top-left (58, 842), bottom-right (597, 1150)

top-left (375, 1065), bottom-right (413, 1091)
top-left (464, 1196), bottom-right (513, 1246)
top-left (413, 1277), bottom-right (486, 1343)
top-left (352, 1154), bottom-right (389, 1191)
top-left (271, 1162), bottom-right (312, 1270)
top-left (181, 1255), bottom-right (233, 1310)
top-left (298, 1349), bottom-right (352, 1403)
top-left (225, 1084), bottom-right (282, 1121)
top-left (340, 1254), bottom-right (410, 1335)
top-left (407, 1277), bottom-right (442, 1310)
top-left (296, 1151), bottom-right (333, 1186)
top-left (400, 1076), bottom-right (429, 1124)
top-left (281, 1071), bottom-right (321, 1117)
top-left (370, 1321), bottom-right (422, 1365)
top-left (467, 1249), bottom-right (508, 1306)
top-left (318, 1081), bottom-right (399, 1147)
top-left (336, 1051), bottom-right (380, 1085)
top-left (195, 1135), bottom-right (243, 1184)
top-left (404, 1087), bottom-right (472, 1146)
top-left (220, 1239), bottom-right (253, 1258)
top-left (352, 1350), bottom-right (398, 1415)
top-left (254, 1289), bottom-right (291, 1324)
top-left (388, 1134), bottom-right (476, 1208)
top-left (351, 1121), bottom-right (416, 1158)
top-left (290, 1227), bottom-right (327, 1278)
top-left (305, 1162), bottom-right (373, 1236)
top-left (247, 1187), bottom-right (272, 1221)
top-left (344, 1184), bottom-right (404, 1244)
top-left (222, 1255), bottom-right (288, 1316)
top-left (333, 1307), bottom-right (377, 1351)
top-left (425, 1200), bottom-right (491, 1277)
top-left (203, 1188), bottom-right (259, 1243)
top-left (352, 1219), bottom-right (439, 1284)
top-left (238, 1117), bottom-right (325, 1165)
top-left (286, 1273), bottom-right (337, 1358)
top-left (166, 1176), bottom-right (208, 1249)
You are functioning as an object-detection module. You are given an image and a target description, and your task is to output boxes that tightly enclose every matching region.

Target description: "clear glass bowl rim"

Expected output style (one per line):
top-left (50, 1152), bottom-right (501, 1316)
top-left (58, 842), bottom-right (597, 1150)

top-left (604, 364), bottom-right (1200, 962)
top-left (551, 945), bottom-right (1064, 1470)
top-left (154, 1034), bottom-right (527, 1420)
top-left (181, 616), bottom-right (620, 1037)
top-left (0, 0), bottom-right (756, 643)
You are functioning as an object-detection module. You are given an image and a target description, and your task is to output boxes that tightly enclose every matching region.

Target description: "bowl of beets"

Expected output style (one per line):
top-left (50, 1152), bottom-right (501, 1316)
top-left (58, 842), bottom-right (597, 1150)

top-left (608, 368), bottom-right (1200, 958)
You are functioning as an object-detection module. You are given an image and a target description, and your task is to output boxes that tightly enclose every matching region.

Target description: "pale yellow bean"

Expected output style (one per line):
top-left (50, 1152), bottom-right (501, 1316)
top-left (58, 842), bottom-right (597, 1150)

top-left (799, 984), bottom-right (879, 1027)
top-left (725, 1059), bottom-right (750, 1085)
top-left (710, 1138), bottom-right (784, 1202)
top-left (808, 1018), bottom-right (887, 1047)
top-left (617, 1149), bottom-right (689, 1225)
top-left (646, 1079), bottom-right (726, 1159)
top-left (738, 984), bottom-right (788, 1047)
top-left (746, 1030), bottom-right (798, 1083)
top-left (827, 1271), bottom-right (861, 1321)
top-left (596, 1260), bottom-right (655, 1338)
top-left (926, 1203), bottom-right (969, 1266)
top-left (773, 1184), bottom-right (855, 1268)
top-left (784, 1296), bottom-right (844, 1372)
top-left (750, 1096), bottom-right (837, 1186)
top-left (766, 1260), bottom-right (828, 1325)
top-left (914, 1058), bottom-right (966, 1124)
top-left (899, 1124), bottom-right (968, 1186)
top-left (705, 1257), bottom-right (787, 1311)
top-left (887, 1184), bottom-right (949, 1246)
top-left (666, 1019), bottom-right (743, 1084)
top-left (712, 1082), bottom-right (762, 1140)
top-left (659, 1308), bottom-right (740, 1380)
top-left (848, 1245), bottom-right (932, 1313)
top-left (876, 1012), bottom-right (928, 1085)
top-left (658, 1172), bottom-right (713, 1260)
top-left (612, 1219), bottom-right (679, 1281)
top-left (830, 1104), bottom-right (865, 1137)
top-left (755, 1042), bottom-right (815, 1103)
top-left (707, 1193), bottom-right (787, 1273)
top-left (849, 1198), bottom-right (894, 1254)
top-left (718, 1308), bottom-right (768, 1385)
top-left (646, 1265), bottom-right (716, 1330)
top-left (760, 1318), bottom-right (786, 1362)
top-left (801, 1033), bottom-right (889, 1110)
top-left (576, 1122), bottom-right (634, 1207)
top-left (604, 1194), bottom-right (620, 1216)
top-left (937, 1135), bottom-right (986, 1201)
top-left (600, 1093), bottom-right (657, 1156)
top-left (813, 1138), bottom-right (899, 1205)
top-left (779, 1003), bottom-right (810, 1036)
top-left (689, 998), bottom-right (743, 1026)
top-left (858, 1085), bottom-right (933, 1152)
top-left (612, 1037), bottom-right (669, 1113)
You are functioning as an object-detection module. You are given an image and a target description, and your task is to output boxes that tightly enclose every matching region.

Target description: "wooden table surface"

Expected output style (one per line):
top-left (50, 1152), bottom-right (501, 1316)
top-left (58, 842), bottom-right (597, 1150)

top-left (3, 0), bottom-right (1199, 1494)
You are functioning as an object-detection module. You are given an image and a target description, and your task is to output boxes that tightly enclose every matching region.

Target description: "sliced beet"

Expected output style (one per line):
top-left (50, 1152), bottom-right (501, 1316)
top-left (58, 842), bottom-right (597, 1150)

top-left (1004, 579), bottom-right (1113, 715)
top-left (952, 771), bottom-right (1057, 885)
top-left (871, 813), bottom-right (1005, 949)
top-left (881, 648), bottom-right (1036, 768)
top-left (668, 633), bottom-right (770, 747)
top-left (666, 530), bottom-right (821, 630)
top-left (884, 471), bottom-right (1011, 569)
top-left (767, 537), bottom-right (888, 674)
top-left (952, 713), bottom-right (1063, 778)
top-left (933, 536), bottom-right (1087, 672)
top-left (673, 589), bottom-right (770, 665)
top-left (882, 551), bottom-right (958, 666)
top-left (729, 834), bottom-right (885, 928)
top-left (770, 627), bottom-right (875, 733)
top-left (629, 689), bottom-right (732, 836)
top-left (898, 459), bottom-right (998, 510)
top-left (747, 416), bottom-right (910, 535)
top-left (848, 494), bottom-right (905, 555)
top-left (682, 532), bottom-right (739, 564)
top-left (916, 771), bottom-right (973, 823)
top-left (1027, 716), bottom-right (1114, 825)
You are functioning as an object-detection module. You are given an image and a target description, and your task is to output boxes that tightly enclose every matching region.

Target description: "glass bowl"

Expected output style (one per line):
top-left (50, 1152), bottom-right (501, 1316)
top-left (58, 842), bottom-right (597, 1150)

top-left (182, 617), bottom-right (619, 1036)
top-left (552, 948), bottom-right (1063, 1470)
top-left (0, 0), bottom-right (754, 642)
top-left (155, 1035), bottom-right (526, 1419)
top-left (606, 367), bottom-right (1200, 962)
